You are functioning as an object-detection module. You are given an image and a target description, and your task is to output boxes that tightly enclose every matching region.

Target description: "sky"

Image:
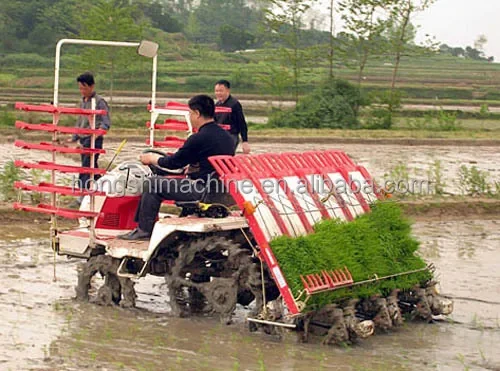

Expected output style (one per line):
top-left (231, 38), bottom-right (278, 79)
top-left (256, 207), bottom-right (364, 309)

top-left (312, 0), bottom-right (500, 62)
top-left (414, 0), bottom-right (500, 61)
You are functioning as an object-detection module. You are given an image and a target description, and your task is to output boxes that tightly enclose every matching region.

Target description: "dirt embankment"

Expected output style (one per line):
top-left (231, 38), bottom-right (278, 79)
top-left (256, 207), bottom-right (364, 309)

top-left (250, 137), bottom-right (500, 146)
top-left (4, 130), bottom-right (500, 146)
top-left (397, 198), bottom-right (500, 221)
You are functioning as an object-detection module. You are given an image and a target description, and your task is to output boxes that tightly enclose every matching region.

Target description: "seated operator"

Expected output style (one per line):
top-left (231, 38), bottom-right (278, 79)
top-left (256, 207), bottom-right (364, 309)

top-left (118, 94), bottom-right (235, 241)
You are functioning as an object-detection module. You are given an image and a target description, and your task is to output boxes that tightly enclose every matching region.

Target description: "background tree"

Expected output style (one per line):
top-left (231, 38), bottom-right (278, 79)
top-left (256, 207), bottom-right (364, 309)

top-left (328, 0), bottom-right (336, 78)
top-left (268, 79), bottom-right (362, 129)
top-left (265, 0), bottom-right (316, 101)
top-left (218, 24), bottom-right (255, 52)
top-left (338, 0), bottom-right (393, 87)
top-left (0, 8), bottom-right (17, 52)
top-left (387, 0), bottom-right (435, 96)
top-left (465, 46), bottom-right (482, 60)
top-left (134, 0), bottom-right (183, 33)
top-left (78, 0), bottom-right (144, 106)
top-left (473, 34), bottom-right (487, 58)
top-left (257, 64), bottom-right (293, 105)
top-left (186, 0), bottom-right (263, 46)
top-left (0, 0), bottom-right (87, 54)
top-left (451, 46), bottom-right (465, 57)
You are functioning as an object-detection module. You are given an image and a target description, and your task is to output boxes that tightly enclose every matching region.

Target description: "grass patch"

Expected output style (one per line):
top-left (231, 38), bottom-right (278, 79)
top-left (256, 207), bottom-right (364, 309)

top-left (0, 73), bottom-right (17, 87)
top-left (0, 110), bottom-right (15, 128)
top-left (395, 118), bottom-right (500, 131)
top-left (270, 202), bottom-right (432, 309)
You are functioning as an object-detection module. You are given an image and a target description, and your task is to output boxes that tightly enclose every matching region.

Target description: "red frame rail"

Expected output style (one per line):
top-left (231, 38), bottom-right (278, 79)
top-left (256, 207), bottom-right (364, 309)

top-left (15, 121), bottom-right (107, 136)
top-left (13, 202), bottom-right (98, 219)
top-left (300, 267), bottom-right (354, 294)
top-left (14, 97), bottom-right (107, 225)
top-left (15, 181), bottom-right (105, 196)
top-left (164, 101), bottom-right (232, 114)
top-left (15, 140), bottom-right (105, 155)
top-left (15, 102), bottom-right (107, 116)
top-left (146, 136), bottom-right (186, 148)
top-left (15, 160), bottom-right (106, 175)
top-left (14, 102), bottom-right (108, 208)
top-left (323, 150), bottom-right (382, 201)
top-left (301, 151), bottom-right (369, 214)
top-left (147, 119), bottom-right (189, 131)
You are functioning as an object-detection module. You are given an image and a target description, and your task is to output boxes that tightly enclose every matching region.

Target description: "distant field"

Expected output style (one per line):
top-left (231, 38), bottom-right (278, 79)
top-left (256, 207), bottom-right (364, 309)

top-left (1, 52), bottom-right (500, 101)
top-left (2, 49), bottom-right (500, 137)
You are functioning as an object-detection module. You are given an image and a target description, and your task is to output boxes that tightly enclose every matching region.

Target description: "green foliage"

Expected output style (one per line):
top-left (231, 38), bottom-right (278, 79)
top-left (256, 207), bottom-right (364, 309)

top-left (29, 169), bottom-right (51, 204)
top-left (479, 104), bottom-right (490, 119)
top-left (396, 108), bottom-right (500, 121)
top-left (264, 0), bottom-right (318, 100)
top-left (384, 161), bottom-right (413, 198)
top-left (338, 0), bottom-right (393, 85)
top-left (268, 79), bottom-right (362, 128)
top-left (0, 0), bottom-right (496, 109)
top-left (0, 0), bottom-right (83, 54)
top-left (0, 53), bottom-right (52, 69)
top-left (434, 109), bottom-right (461, 131)
top-left (408, 108), bottom-right (462, 131)
top-left (0, 160), bottom-right (21, 201)
top-left (427, 160), bottom-right (446, 195)
top-left (0, 73), bottom-right (16, 86)
top-left (184, 76), bottom-right (217, 92)
top-left (257, 65), bottom-right (293, 100)
top-left (186, 0), bottom-right (264, 47)
top-left (0, 108), bottom-right (16, 127)
top-left (229, 68), bottom-right (256, 90)
top-left (457, 165), bottom-right (495, 196)
top-left (218, 24), bottom-right (255, 52)
top-left (385, 0), bottom-right (438, 98)
top-left (441, 41), bottom-right (493, 61)
top-left (270, 202), bottom-right (432, 309)
top-left (364, 90), bottom-right (402, 129)
top-left (365, 108), bottom-right (393, 129)
top-left (138, 0), bottom-right (183, 33)
top-left (77, 0), bottom-right (146, 103)
top-left (78, 0), bottom-right (144, 57)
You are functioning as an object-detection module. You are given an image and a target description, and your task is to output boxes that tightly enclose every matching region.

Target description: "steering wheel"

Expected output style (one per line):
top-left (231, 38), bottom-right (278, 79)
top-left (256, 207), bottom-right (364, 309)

top-left (142, 149), bottom-right (185, 176)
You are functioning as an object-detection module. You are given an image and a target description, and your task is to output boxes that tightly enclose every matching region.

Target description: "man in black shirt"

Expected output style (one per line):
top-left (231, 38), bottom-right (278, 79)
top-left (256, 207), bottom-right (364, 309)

top-left (214, 79), bottom-right (250, 154)
top-left (119, 95), bottom-right (235, 240)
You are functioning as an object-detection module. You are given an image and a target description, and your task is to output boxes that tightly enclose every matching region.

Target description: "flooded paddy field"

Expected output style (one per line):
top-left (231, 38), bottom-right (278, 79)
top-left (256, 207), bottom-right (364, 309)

top-left (0, 219), bottom-right (499, 370)
top-left (2, 141), bottom-right (499, 195)
top-left (1, 140), bottom-right (499, 370)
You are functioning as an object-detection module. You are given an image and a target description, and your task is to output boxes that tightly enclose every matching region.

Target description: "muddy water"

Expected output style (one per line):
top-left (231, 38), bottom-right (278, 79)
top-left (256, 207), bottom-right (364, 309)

top-left (0, 219), bottom-right (498, 370)
top-left (3, 141), bottom-right (499, 196)
top-left (2, 140), bottom-right (500, 369)
top-left (249, 142), bottom-right (500, 196)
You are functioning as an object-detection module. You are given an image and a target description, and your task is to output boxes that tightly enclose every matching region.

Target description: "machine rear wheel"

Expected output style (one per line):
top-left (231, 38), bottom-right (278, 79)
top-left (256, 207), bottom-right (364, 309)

top-left (75, 255), bottom-right (136, 308)
top-left (165, 236), bottom-right (264, 323)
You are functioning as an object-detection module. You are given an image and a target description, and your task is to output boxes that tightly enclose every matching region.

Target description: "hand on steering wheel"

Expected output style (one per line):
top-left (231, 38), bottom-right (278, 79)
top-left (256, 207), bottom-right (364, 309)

top-left (141, 149), bottom-right (185, 176)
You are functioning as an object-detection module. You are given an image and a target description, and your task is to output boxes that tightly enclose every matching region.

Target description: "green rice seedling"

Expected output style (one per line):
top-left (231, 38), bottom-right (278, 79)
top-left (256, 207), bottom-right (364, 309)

top-left (271, 202), bottom-right (432, 309)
